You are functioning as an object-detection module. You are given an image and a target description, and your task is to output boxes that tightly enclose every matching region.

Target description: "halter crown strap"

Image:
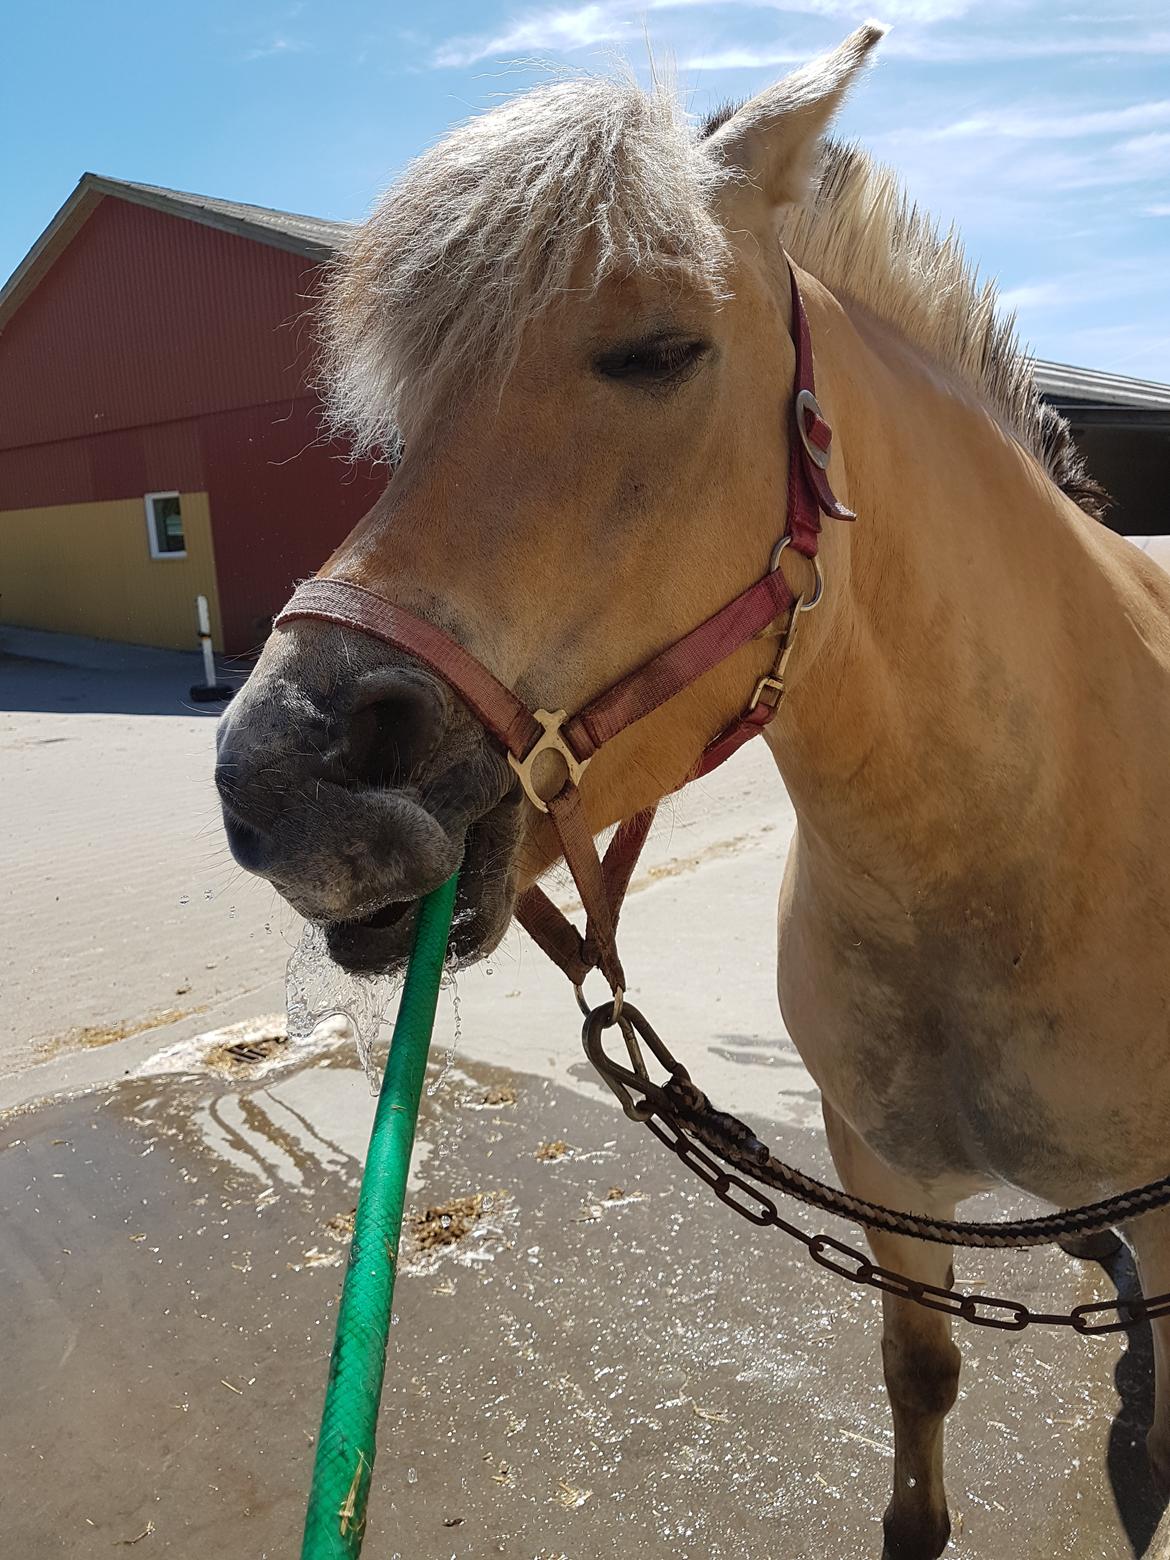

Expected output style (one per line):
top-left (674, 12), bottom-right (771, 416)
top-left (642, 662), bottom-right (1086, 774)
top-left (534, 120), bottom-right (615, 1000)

top-left (274, 256), bottom-right (852, 995)
top-left (785, 261), bottom-right (855, 554)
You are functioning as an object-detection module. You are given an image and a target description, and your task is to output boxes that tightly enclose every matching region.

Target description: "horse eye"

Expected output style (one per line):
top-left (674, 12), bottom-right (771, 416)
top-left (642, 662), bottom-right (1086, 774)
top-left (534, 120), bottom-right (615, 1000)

top-left (595, 337), bottom-right (709, 386)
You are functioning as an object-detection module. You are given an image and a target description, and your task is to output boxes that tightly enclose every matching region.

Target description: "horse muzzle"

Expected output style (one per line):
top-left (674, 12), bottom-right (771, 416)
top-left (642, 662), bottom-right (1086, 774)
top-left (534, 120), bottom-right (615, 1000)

top-left (215, 620), bottom-right (522, 971)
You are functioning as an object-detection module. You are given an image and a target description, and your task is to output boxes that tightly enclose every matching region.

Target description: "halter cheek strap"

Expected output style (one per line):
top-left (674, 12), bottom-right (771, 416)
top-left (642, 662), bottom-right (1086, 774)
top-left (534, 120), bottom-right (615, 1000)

top-left (275, 256), bottom-right (854, 997)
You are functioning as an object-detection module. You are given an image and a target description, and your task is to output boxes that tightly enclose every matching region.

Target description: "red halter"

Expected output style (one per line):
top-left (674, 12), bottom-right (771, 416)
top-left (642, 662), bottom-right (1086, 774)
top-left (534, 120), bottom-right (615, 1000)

top-left (275, 257), bottom-right (854, 1000)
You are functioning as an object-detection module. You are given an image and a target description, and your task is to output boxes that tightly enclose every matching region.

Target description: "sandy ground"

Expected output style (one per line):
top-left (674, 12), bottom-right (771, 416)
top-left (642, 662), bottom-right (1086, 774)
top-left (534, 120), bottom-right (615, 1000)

top-left (3, 626), bottom-right (1170, 1558)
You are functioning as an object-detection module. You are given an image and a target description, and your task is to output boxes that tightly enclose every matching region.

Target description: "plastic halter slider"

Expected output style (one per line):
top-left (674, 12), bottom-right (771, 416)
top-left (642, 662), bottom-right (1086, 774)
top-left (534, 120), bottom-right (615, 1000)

top-left (506, 708), bottom-right (591, 812)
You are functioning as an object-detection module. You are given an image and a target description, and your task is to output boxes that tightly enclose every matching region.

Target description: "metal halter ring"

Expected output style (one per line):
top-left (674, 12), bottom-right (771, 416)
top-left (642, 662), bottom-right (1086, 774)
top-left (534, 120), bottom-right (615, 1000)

top-left (769, 534), bottom-right (824, 612)
top-left (574, 978), bottom-right (624, 1022)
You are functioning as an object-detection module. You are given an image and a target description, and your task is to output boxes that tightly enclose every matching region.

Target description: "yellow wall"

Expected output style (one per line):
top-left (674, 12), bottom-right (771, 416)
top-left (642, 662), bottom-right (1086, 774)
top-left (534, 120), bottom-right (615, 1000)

top-left (0, 491), bottom-right (225, 651)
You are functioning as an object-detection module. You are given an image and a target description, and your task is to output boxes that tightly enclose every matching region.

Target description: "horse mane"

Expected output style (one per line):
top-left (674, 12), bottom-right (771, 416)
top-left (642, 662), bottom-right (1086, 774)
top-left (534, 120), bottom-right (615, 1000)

top-left (320, 75), bottom-right (1108, 523)
top-left (714, 116), bottom-right (1109, 523)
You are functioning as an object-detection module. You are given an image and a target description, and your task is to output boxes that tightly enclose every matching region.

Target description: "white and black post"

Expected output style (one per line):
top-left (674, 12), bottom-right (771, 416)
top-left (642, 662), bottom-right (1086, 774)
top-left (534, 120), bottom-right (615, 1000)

top-left (189, 594), bottom-right (233, 702)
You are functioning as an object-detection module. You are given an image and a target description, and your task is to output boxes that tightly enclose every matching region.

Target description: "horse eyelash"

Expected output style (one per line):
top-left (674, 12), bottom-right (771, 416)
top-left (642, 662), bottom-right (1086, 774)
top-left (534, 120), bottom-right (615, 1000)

top-left (594, 337), bottom-right (710, 386)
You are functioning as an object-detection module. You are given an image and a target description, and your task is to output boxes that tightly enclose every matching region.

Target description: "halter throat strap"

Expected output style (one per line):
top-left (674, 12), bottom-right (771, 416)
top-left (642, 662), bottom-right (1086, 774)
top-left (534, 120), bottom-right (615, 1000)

top-left (274, 256), bottom-right (853, 994)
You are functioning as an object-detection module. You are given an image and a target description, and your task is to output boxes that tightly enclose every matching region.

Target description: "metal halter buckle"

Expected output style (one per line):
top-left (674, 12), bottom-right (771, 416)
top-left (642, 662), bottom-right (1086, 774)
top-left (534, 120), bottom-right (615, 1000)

top-left (794, 388), bottom-right (831, 470)
top-left (507, 708), bottom-right (591, 813)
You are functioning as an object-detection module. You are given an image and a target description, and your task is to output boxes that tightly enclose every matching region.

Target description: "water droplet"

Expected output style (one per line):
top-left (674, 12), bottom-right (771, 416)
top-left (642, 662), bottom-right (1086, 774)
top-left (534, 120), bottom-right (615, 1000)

top-left (178, 895), bottom-right (190, 907)
top-left (440, 1215), bottom-right (451, 1229)
top-left (285, 921), bottom-right (403, 1093)
top-left (426, 977), bottom-right (461, 1097)
top-left (484, 962), bottom-right (494, 977)
top-left (204, 888), bottom-right (214, 901)
top-left (406, 1468), bottom-right (417, 1485)
top-left (264, 921), bottom-right (272, 934)
top-left (228, 905), bottom-right (237, 918)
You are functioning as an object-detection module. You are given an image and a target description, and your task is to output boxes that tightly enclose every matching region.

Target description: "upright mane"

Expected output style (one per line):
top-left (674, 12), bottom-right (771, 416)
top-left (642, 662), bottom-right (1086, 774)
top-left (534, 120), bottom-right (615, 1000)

top-left (321, 74), bottom-right (1106, 521)
top-left (771, 135), bottom-right (1108, 522)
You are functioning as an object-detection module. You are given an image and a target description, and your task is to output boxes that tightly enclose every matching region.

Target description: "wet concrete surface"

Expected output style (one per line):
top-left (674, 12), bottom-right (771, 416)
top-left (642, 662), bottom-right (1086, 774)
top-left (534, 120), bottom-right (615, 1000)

top-left (3, 1034), bottom-right (1169, 1559)
top-left (7, 631), bottom-right (1170, 1557)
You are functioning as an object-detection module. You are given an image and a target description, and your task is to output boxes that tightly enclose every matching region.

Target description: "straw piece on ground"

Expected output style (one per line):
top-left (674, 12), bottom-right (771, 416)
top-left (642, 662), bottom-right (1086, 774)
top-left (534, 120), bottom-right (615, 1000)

top-left (407, 1192), bottom-right (503, 1250)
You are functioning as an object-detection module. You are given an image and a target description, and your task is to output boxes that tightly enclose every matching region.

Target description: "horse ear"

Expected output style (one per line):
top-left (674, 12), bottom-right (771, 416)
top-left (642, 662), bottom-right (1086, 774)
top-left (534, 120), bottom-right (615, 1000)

top-left (707, 24), bottom-right (885, 216)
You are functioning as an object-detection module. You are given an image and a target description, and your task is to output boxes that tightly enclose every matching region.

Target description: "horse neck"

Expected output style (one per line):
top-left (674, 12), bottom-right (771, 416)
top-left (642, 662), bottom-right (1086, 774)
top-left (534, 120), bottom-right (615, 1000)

top-left (769, 287), bottom-right (1134, 908)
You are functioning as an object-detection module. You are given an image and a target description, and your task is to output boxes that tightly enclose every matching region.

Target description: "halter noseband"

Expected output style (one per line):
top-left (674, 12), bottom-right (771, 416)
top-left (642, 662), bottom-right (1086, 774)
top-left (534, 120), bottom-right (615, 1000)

top-left (275, 257), bottom-right (854, 1000)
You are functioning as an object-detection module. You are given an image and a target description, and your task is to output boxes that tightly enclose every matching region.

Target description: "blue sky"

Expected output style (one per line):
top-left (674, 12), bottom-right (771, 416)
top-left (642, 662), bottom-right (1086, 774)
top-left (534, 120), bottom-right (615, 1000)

top-left (3, 0), bottom-right (1168, 377)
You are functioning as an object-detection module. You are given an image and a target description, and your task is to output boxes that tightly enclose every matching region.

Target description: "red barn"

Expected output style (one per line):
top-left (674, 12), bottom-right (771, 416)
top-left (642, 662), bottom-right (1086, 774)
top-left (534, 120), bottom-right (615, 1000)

top-left (0, 175), bottom-right (384, 655)
top-left (4, 174), bottom-right (1168, 664)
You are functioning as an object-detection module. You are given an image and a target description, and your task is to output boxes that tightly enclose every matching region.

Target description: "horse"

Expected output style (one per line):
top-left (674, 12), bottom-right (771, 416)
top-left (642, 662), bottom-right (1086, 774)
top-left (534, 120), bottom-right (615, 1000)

top-left (214, 26), bottom-right (1170, 1558)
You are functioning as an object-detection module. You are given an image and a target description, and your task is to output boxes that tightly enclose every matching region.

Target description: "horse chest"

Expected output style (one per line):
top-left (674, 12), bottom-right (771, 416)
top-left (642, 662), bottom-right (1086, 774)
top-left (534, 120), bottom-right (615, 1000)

top-left (778, 922), bottom-right (1151, 1202)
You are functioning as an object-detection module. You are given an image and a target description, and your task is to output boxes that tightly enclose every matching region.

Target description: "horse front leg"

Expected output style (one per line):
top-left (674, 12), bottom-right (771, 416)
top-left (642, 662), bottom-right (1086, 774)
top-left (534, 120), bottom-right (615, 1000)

top-left (1128, 1208), bottom-right (1170, 1489)
top-left (823, 1102), bottom-right (961, 1560)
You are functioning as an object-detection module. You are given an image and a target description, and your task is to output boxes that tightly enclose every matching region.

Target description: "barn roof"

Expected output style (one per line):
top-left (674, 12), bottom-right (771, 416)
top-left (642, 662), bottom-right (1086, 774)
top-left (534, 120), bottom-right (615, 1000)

top-left (86, 175), bottom-right (353, 257)
top-left (3, 174), bottom-right (1170, 421)
top-left (1033, 359), bottom-right (1170, 412)
top-left (1032, 359), bottom-right (1170, 432)
top-left (0, 173), bottom-right (353, 334)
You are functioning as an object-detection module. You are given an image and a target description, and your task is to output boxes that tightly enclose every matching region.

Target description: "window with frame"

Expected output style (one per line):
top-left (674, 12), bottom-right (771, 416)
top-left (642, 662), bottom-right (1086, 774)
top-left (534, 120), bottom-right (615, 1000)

top-left (145, 492), bottom-right (186, 558)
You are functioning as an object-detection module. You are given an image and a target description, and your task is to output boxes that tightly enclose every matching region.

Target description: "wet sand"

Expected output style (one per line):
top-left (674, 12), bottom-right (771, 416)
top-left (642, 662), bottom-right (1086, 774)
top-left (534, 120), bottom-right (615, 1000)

top-left (3, 1032), bottom-right (1168, 1559)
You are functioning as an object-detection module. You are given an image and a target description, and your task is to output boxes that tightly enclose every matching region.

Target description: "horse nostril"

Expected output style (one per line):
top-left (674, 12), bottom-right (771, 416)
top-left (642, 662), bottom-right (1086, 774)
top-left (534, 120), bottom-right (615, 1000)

top-left (220, 811), bottom-right (274, 873)
top-left (344, 669), bottom-right (449, 789)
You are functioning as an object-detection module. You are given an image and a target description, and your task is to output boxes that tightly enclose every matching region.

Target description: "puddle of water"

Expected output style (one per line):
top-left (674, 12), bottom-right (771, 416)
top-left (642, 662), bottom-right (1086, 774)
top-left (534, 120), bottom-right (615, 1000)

top-left (139, 1011), bottom-right (351, 1082)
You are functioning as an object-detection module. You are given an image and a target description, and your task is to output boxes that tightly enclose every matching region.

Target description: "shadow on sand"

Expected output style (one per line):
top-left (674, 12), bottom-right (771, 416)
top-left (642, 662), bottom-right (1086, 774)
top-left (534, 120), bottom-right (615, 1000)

top-left (0, 630), bottom-right (246, 718)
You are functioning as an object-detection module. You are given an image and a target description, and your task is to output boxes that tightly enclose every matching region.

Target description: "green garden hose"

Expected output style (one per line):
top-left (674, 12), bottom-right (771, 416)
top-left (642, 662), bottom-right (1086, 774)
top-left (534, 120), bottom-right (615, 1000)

top-left (300, 871), bottom-right (460, 1559)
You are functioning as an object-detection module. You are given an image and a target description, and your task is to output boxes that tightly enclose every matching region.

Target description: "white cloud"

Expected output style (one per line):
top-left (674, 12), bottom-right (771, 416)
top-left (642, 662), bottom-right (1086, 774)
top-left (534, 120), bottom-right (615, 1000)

top-left (1117, 129), bottom-right (1170, 180)
top-left (997, 259), bottom-right (1167, 315)
top-left (883, 26), bottom-right (1170, 62)
top-left (242, 36), bottom-right (308, 62)
top-left (998, 281), bottom-right (1071, 311)
top-left (1146, 203), bottom-right (1170, 216)
top-left (1033, 320), bottom-right (1170, 377)
top-left (434, 0), bottom-right (970, 69)
top-left (679, 43), bottom-right (808, 68)
top-left (679, 23), bottom-right (1170, 71)
top-left (934, 100), bottom-right (1170, 141)
top-left (659, 0), bottom-right (970, 16)
top-left (434, 3), bottom-right (637, 67)
top-left (1124, 130), bottom-right (1170, 154)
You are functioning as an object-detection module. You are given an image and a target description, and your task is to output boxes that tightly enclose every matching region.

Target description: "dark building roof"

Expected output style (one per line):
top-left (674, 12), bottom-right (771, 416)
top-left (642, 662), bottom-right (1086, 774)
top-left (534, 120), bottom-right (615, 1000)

top-left (4, 175), bottom-right (1170, 422)
top-left (1033, 359), bottom-right (1170, 426)
top-left (1032, 359), bottom-right (1170, 410)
